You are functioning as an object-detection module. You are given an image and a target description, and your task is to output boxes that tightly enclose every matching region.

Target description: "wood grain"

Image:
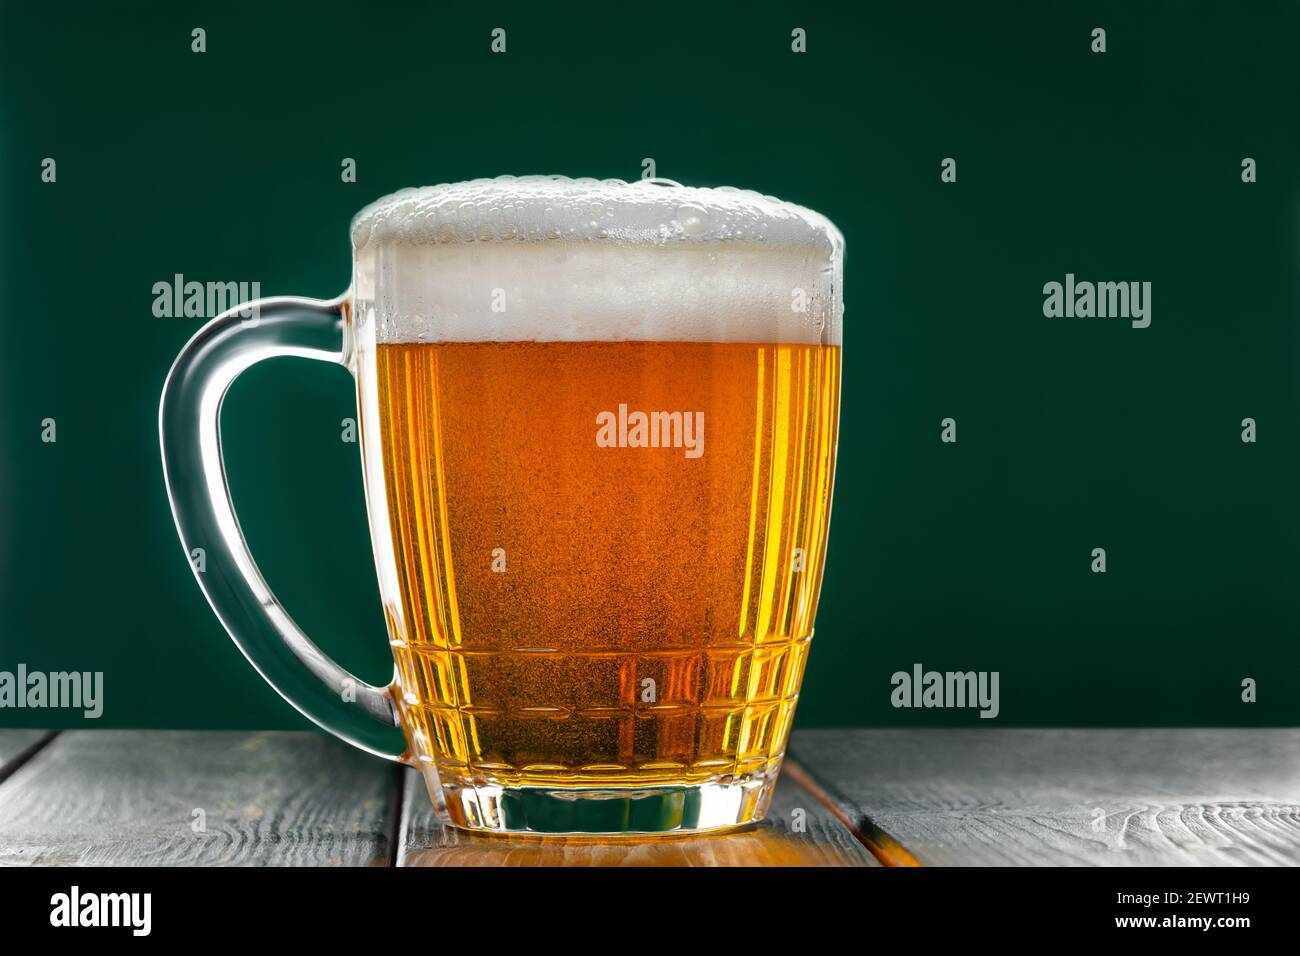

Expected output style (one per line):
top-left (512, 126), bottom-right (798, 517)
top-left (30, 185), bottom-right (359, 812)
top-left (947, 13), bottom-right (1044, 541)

top-left (398, 758), bottom-right (878, 866)
top-left (10, 728), bottom-right (1289, 866)
top-left (0, 731), bottom-right (400, 866)
top-left (0, 730), bottom-right (55, 783)
top-left (792, 728), bottom-right (1300, 866)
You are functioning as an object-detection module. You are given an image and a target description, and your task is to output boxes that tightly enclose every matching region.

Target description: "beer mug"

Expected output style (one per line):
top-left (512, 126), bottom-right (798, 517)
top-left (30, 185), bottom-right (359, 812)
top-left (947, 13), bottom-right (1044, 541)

top-left (160, 176), bottom-right (844, 835)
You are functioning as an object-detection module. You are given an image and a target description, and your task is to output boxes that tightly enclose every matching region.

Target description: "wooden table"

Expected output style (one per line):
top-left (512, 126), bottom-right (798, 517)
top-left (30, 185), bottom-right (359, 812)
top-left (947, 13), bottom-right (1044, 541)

top-left (1, 729), bottom-right (1297, 866)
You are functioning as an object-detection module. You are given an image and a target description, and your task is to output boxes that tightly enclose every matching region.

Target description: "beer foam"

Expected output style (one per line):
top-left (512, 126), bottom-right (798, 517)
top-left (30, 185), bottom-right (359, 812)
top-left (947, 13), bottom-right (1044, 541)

top-left (351, 176), bottom-right (843, 345)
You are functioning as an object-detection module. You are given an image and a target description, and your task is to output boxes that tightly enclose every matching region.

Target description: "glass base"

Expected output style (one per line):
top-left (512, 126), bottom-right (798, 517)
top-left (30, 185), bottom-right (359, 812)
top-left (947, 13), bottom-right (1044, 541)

top-left (420, 765), bottom-right (781, 836)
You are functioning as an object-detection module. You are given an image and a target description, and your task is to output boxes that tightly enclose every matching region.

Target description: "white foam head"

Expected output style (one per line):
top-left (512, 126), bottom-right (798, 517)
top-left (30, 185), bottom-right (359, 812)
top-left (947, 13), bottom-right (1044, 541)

top-left (351, 176), bottom-right (843, 345)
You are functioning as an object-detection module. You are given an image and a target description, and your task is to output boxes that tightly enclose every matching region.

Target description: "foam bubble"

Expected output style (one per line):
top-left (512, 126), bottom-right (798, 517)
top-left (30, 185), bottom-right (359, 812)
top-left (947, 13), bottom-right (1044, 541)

top-left (351, 176), bottom-right (843, 345)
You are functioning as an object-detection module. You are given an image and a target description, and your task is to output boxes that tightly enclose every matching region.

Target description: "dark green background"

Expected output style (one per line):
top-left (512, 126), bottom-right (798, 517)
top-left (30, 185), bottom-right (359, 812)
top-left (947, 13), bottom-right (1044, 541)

top-left (3, 1), bottom-right (1298, 730)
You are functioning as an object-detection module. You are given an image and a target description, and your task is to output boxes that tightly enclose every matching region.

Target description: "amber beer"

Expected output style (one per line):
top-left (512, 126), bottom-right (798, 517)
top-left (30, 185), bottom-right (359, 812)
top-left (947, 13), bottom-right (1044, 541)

top-left (349, 176), bottom-right (843, 832)
top-left (374, 337), bottom-right (839, 791)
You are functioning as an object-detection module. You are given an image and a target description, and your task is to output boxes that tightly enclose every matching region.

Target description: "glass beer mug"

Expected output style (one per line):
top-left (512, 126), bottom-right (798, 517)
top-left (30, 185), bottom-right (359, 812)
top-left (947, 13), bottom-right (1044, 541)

top-left (160, 176), bottom-right (843, 835)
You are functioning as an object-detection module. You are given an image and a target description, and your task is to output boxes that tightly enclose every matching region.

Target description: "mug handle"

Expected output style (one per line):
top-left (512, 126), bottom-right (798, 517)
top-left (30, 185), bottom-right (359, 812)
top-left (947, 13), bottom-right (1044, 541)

top-left (159, 293), bottom-right (409, 762)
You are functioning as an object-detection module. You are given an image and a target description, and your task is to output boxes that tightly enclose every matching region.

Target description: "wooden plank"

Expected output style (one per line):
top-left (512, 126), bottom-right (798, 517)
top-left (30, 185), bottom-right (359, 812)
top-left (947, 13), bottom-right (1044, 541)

top-left (0, 730), bottom-right (55, 782)
top-left (398, 759), bottom-right (877, 866)
top-left (0, 731), bottom-right (401, 866)
top-left (791, 728), bottom-right (1300, 866)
